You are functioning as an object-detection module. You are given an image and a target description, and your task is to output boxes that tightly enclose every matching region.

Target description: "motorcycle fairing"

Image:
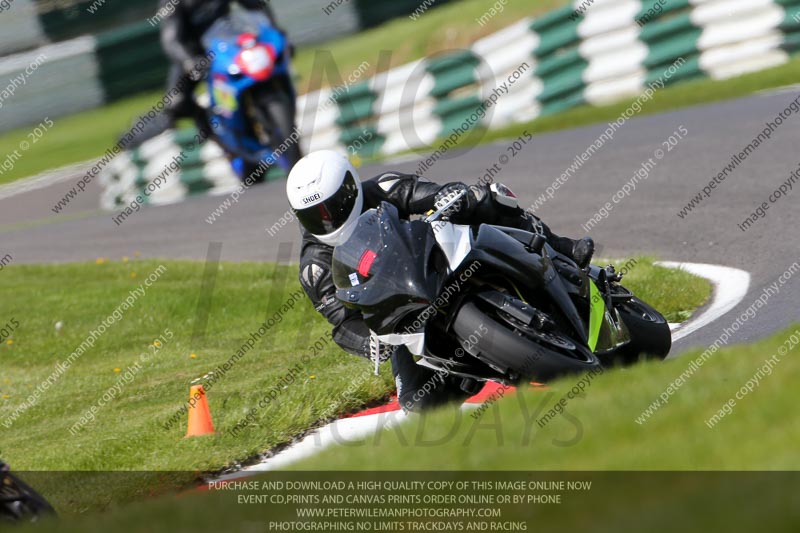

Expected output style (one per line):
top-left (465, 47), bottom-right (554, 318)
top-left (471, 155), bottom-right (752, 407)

top-left (467, 225), bottom-right (631, 353)
top-left (461, 224), bottom-right (590, 345)
top-left (334, 205), bottom-right (631, 354)
top-left (333, 203), bottom-right (448, 335)
top-left (588, 280), bottom-right (604, 351)
top-left (430, 221), bottom-right (472, 270)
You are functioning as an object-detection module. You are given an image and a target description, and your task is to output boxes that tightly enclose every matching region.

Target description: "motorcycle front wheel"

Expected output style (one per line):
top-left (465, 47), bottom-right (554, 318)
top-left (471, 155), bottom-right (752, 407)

top-left (611, 289), bottom-right (672, 365)
top-left (451, 299), bottom-right (602, 383)
top-left (246, 82), bottom-right (302, 171)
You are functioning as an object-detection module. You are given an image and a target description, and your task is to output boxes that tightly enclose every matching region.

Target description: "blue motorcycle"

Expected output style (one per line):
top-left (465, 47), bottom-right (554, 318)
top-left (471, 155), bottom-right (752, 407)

top-left (201, 10), bottom-right (301, 181)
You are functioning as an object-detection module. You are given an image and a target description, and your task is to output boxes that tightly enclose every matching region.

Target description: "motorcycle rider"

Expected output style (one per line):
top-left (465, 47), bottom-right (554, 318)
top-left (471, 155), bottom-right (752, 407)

top-left (158, 0), bottom-right (289, 136)
top-left (286, 150), bottom-right (594, 412)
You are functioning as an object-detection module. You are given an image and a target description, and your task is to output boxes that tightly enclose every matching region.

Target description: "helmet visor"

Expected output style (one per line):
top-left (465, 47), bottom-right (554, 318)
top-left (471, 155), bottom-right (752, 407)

top-left (294, 171), bottom-right (359, 236)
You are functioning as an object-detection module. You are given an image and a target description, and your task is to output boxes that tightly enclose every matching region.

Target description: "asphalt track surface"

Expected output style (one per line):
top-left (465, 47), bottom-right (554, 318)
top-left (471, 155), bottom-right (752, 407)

top-left (2, 89), bottom-right (799, 356)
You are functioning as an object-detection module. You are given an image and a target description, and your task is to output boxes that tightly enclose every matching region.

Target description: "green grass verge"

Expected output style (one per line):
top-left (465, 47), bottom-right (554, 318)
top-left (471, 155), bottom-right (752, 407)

top-left (602, 257), bottom-right (710, 323)
top-left (0, 256), bottom-right (707, 513)
top-left (0, 91), bottom-right (163, 186)
top-left (16, 326), bottom-right (800, 533)
top-left (290, 323), bottom-right (800, 470)
top-left (0, 259), bottom-right (393, 511)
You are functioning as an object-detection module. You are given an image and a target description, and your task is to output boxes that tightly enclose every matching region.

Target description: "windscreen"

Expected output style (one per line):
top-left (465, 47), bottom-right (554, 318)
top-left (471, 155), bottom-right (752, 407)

top-left (202, 11), bottom-right (274, 49)
top-left (332, 203), bottom-right (448, 334)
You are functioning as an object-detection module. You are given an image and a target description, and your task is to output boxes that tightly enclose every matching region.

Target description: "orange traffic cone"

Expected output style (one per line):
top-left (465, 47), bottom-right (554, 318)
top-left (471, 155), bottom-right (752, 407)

top-left (185, 384), bottom-right (215, 437)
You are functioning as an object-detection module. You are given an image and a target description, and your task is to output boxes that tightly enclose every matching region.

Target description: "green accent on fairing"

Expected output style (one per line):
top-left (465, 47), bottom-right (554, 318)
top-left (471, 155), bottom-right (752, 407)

top-left (588, 280), bottom-right (605, 353)
top-left (507, 279), bottom-right (529, 305)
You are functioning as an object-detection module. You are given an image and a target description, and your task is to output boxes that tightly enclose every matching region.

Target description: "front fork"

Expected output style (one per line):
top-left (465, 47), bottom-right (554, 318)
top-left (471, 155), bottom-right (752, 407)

top-left (588, 265), bottom-right (631, 352)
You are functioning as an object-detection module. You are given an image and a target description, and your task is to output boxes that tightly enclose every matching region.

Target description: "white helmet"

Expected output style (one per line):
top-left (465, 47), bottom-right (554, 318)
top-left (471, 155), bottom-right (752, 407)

top-left (286, 150), bottom-right (363, 246)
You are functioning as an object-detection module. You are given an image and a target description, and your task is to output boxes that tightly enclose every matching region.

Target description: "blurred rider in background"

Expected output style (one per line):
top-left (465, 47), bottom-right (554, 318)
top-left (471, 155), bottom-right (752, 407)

top-left (157, 0), bottom-right (288, 139)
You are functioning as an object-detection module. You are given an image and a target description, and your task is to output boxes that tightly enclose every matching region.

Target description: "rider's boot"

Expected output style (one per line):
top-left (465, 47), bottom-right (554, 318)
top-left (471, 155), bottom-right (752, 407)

top-left (548, 234), bottom-right (595, 268)
top-left (392, 347), bottom-right (471, 413)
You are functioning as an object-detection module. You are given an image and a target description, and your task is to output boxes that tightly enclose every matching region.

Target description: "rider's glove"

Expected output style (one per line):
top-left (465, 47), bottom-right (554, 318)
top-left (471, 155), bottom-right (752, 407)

top-left (369, 335), bottom-right (394, 363)
top-left (433, 182), bottom-right (475, 221)
top-left (183, 56), bottom-right (209, 82)
top-left (369, 334), bottom-right (394, 375)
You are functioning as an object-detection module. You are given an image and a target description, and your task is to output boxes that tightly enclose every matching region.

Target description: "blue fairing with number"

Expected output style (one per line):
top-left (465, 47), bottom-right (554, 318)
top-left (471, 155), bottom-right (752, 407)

top-left (202, 10), bottom-right (292, 170)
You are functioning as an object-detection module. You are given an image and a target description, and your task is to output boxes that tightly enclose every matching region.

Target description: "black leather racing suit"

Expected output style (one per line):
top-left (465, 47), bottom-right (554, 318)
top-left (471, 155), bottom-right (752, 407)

top-left (158, 0), bottom-right (285, 125)
top-left (298, 173), bottom-right (578, 412)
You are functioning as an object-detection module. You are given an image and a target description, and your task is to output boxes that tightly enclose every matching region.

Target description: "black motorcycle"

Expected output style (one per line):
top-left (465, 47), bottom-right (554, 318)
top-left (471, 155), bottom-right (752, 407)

top-left (0, 461), bottom-right (56, 524)
top-left (332, 194), bottom-right (671, 392)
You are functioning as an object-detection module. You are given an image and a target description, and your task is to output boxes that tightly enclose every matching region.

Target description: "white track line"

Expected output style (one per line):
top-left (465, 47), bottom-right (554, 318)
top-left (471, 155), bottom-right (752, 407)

top-left (0, 160), bottom-right (92, 201)
top-left (655, 261), bottom-right (750, 342)
top-left (215, 261), bottom-right (748, 477)
top-left (756, 83), bottom-right (800, 96)
top-left (218, 411), bottom-right (410, 479)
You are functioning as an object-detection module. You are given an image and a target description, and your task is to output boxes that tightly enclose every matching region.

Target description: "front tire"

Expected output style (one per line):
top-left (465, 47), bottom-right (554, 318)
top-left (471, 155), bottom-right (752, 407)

top-left (612, 293), bottom-right (672, 365)
top-left (248, 85), bottom-right (302, 171)
top-left (451, 300), bottom-right (601, 383)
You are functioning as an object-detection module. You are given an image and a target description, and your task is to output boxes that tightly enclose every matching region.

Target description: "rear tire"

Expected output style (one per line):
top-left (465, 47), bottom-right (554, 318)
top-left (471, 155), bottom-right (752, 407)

top-left (451, 300), bottom-right (601, 383)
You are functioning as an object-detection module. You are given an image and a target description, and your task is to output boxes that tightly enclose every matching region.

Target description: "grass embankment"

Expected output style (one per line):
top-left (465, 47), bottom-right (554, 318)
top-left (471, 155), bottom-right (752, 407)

top-left (607, 257), bottom-right (710, 323)
top-left (293, 323), bottom-right (800, 471)
top-left (0, 260), bottom-right (392, 512)
top-left (0, 257), bottom-right (707, 509)
top-left (16, 325), bottom-right (800, 533)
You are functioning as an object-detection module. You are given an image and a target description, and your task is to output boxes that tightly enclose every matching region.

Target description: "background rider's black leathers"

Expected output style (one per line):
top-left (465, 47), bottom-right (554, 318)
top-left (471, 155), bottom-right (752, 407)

top-left (297, 173), bottom-right (577, 411)
top-left (159, 0), bottom-right (283, 125)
